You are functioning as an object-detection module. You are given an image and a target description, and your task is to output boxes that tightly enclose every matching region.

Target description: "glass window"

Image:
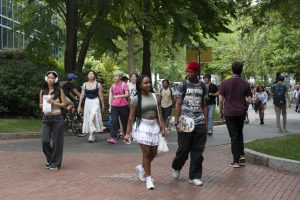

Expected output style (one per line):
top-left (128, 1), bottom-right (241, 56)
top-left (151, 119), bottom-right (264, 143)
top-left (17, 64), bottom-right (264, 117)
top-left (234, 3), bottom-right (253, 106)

top-left (0, 27), bottom-right (2, 50)
top-left (7, 0), bottom-right (12, 19)
top-left (2, 0), bottom-right (7, 16)
top-left (7, 29), bottom-right (13, 48)
top-left (3, 27), bottom-right (8, 48)
top-left (13, 31), bottom-right (18, 48)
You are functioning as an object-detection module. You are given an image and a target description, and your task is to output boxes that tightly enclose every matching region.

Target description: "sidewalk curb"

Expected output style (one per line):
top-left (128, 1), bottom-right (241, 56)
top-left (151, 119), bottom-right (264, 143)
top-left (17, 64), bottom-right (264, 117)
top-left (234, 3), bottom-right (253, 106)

top-left (0, 132), bottom-right (41, 140)
top-left (245, 148), bottom-right (300, 174)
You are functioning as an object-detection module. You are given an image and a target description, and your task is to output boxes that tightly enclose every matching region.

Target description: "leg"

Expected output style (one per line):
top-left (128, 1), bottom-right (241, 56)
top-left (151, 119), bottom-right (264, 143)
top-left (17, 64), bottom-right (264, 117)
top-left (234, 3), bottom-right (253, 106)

top-left (207, 104), bottom-right (216, 133)
top-left (236, 116), bottom-right (246, 158)
top-left (274, 105), bottom-right (282, 130)
top-left (50, 115), bottom-right (65, 168)
top-left (172, 132), bottom-right (192, 171)
top-left (119, 106), bottom-right (130, 134)
top-left (282, 103), bottom-right (287, 130)
top-left (225, 116), bottom-right (240, 163)
top-left (139, 144), bottom-right (153, 177)
top-left (41, 117), bottom-right (52, 163)
top-left (189, 125), bottom-right (207, 179)
top-left (109, 106), bottom-right (119, 138)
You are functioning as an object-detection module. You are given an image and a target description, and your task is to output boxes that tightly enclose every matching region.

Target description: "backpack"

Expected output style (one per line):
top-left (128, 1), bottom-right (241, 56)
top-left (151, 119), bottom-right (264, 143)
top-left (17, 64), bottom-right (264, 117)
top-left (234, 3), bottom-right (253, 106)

top-left (272, 83), bottom-right (286, 105)
top-left (182, 80), bottom-right (206, 101)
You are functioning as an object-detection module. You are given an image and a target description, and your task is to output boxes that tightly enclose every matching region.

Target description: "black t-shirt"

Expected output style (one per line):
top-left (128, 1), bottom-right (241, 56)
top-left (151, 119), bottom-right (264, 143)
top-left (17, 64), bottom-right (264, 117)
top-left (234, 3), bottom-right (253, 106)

top-left (62, 81), bottom-right (76, 100)
top-left (207, 83), bottom-right (219, 105)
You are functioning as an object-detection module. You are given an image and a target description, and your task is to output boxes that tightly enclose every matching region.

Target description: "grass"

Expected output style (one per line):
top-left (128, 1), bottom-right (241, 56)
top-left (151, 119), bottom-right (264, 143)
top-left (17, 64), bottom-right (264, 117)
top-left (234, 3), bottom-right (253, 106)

top-left (0, 118), bottom-right (41, 133)
top-left (245, 134), bottom-right (300, 161)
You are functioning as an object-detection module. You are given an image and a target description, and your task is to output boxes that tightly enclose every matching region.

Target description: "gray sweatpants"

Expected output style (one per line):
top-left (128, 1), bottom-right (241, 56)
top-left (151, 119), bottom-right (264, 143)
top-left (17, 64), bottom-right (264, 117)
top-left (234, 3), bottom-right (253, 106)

top-left (274, 103), bottom-right (287, 130)
top-left (42, 114), bottom-right (64, 168)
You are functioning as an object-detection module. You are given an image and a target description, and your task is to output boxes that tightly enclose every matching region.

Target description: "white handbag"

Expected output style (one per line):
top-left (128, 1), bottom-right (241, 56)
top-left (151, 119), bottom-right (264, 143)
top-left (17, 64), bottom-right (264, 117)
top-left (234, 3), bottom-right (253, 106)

top-left (158, 134), bottom-right (169, 154)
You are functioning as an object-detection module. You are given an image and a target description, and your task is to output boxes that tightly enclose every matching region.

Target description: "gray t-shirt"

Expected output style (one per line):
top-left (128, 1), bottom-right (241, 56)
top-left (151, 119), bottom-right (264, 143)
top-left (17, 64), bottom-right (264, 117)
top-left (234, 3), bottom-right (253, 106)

top-left (176, 80), bottom-right (208, 125)
top-left (130, 93), bottom-right (157, 118)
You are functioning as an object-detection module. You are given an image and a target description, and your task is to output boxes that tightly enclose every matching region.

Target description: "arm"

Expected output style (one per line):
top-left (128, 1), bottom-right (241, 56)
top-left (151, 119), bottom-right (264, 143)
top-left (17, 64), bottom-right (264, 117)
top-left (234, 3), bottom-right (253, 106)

top-left (98, 83), bottom-right (105, 110)
top-left (78, 83), bottom-right (85, 112)
top-left (71, 88), bottom-right (81, 99)
top-left (174, 96), bottom-right (182, 132)
top-left (219, 94), bottom-right (225, 120)
top-left (286, 91), bottom-right (291, 107)
top-left (39, 90), bottom-right (43, 110)
top-left (202, 99), bottom-right (208, 132)
top-left (124, 103), bottom-right (137, 140)
top-left (48, 89), bottom-right (67, 109)
top-left (113, 91), bottom-right (129, 99)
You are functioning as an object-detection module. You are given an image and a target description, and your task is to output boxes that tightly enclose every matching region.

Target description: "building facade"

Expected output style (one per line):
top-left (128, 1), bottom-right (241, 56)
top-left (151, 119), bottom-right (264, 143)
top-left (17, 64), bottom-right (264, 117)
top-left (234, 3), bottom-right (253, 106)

top-left (0, 0), bottom-right (26, 50)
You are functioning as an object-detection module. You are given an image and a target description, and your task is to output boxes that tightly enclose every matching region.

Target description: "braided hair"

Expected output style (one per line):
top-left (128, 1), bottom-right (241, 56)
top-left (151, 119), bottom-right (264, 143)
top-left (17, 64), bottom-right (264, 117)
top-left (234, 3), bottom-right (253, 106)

top-left (135, 75), bottom-right (148, 128)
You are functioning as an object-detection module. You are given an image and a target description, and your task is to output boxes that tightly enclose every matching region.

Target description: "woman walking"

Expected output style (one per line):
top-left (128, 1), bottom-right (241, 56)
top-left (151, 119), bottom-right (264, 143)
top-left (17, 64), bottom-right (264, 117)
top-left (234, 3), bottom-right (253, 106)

top-left (39, 71), bottom-right (66, 170)
top-left (255, 86), bottom-right (268, 125)
top-left (124, 75), bottom-right (167, 190)
top-left (78, 70), bottom-right (105, 143)
top-left (107, 70), bottom-right (129, 144)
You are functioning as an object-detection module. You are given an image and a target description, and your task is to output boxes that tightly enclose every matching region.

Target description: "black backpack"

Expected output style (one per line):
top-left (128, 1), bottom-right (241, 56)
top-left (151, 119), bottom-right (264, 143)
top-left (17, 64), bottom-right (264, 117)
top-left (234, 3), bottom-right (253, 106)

top-left (271, 83), bottom-right (286, 105)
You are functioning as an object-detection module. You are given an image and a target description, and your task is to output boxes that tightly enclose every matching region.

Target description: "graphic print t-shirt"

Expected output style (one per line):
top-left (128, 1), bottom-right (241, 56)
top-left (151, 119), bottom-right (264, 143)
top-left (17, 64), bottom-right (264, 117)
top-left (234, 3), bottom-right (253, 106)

top-left (176, 80), bottom-right (208, 125)
top-left (128, 83), bottom-right (137, 99)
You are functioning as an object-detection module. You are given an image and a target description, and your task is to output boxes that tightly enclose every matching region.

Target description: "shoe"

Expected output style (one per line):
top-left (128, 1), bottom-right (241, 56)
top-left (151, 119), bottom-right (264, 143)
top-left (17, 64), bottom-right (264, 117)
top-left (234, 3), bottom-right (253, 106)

top-left (282, 129), bottom-right (288, 133)
top-left (230, 163), bottom-right (241, 168)
top-left (135, 164), bottom-right (146, 182)
top-left (88, 135), bottom-right (95, 143)
top-left (106, 138), bottom-right (116, 144)
top-left (207, 131), bottom-right (213, 136)
top-left (146, 177), bottom-right (155, 190)
top-left (239, 156), bottom-right (245, 166)
top-left (49, 165), bottom-right (59, 171)
top-left (171, 168), bottom-right (180, 179)
top-left (188, 179), bottom-right (203, 186)
top-left (45, 162), bottom-right (51, 169)
top-left (278, 128), bottom-right (283, 133)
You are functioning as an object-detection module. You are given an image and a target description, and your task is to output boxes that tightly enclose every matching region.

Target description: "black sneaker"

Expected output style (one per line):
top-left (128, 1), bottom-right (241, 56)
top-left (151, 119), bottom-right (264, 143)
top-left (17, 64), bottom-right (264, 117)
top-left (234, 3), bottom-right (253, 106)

top-left (45, 163), bottom-right (51, 169)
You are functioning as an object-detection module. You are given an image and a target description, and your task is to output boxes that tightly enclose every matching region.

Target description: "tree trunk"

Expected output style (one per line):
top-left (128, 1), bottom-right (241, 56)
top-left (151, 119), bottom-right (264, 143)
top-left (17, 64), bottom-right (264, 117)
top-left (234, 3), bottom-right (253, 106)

top-left (127, 27), bottom-right (135, 74)
top-left (141, 0), bottom-right (151, 80)
top-left (64, 0), bottom-right (78, 72)
top-left (76, 29), bottom-right (95, 72)
top-left (142, 36), bottom-right (151, 79)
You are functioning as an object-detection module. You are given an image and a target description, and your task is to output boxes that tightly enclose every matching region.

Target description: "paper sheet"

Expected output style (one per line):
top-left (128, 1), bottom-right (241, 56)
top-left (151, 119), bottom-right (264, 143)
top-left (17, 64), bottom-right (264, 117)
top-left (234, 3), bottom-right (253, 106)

top-left (43, 95), bottom-right (52, 113)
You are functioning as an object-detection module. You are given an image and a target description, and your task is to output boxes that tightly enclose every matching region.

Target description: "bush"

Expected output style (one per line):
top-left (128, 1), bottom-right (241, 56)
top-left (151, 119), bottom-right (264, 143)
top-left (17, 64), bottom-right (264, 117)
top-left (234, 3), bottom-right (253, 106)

top-left (0, 56), bottom-right (59, 117)
top-left (0, 48), bottom-right (26, 60)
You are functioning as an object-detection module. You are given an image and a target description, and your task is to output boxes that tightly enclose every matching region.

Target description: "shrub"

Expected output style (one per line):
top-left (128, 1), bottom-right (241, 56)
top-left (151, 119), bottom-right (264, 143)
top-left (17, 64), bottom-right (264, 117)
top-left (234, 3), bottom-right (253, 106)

top-left (0, 48), bottom-right (26, 60)
top-left (0, 58), bottom-right (59, 117)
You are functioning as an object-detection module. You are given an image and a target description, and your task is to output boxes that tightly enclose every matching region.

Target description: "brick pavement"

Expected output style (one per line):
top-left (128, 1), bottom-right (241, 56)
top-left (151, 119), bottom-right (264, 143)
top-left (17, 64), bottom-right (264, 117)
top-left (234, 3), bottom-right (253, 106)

top-left (0, 142), bottom-right (299, 200)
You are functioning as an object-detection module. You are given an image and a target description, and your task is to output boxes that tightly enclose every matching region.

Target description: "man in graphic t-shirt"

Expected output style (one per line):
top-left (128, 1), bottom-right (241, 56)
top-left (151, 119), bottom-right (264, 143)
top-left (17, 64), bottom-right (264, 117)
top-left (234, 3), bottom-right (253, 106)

top-left (171, 61), bottom-right (208, 186)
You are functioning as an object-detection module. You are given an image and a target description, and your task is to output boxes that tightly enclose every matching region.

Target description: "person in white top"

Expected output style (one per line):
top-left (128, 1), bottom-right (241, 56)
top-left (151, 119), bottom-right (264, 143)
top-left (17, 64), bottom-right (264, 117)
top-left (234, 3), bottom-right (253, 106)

top-left (128, 72), bottom-right (138, 100)
top-left (255, 86), bottom-right (268, 125)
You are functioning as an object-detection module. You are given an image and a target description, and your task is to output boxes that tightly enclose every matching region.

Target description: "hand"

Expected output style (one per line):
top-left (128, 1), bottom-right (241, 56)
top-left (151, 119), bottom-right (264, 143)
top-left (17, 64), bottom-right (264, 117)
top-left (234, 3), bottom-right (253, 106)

top-left (123, 133), bottom-right (131, 144)
top-left (219, 110), bottom-right (224, 120)
top-left (78, 106), bottom-right (82, 113)
top-left (113, 95), bottom-right (119, 99)
top-left (161, 128), bottom-right (168, 138)
top-left (175, 124), bottom-right (182, 132)
top-left (47, 99), bottom-right (55, 104)
top-left (108, 107), bottom-right (111, 113)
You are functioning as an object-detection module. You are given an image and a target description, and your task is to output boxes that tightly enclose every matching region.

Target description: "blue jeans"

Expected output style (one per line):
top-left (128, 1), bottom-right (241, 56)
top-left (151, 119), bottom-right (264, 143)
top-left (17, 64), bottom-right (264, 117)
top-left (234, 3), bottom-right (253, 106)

top-left (208, 104), bottom-right (216, 132)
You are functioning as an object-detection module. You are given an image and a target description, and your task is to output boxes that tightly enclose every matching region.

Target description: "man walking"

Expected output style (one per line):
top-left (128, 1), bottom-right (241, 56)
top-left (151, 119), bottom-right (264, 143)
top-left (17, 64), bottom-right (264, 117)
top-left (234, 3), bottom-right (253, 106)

top-left (171, 61), bottom-right (208, 186)
top-left (271, 75), bottom-right (291, 133)
top-left (219, 61), bottom-right (252, 168)
top-left (158, 79), bottom-right (175, 128)
top-left (203, 74), bottom-right (219, 136)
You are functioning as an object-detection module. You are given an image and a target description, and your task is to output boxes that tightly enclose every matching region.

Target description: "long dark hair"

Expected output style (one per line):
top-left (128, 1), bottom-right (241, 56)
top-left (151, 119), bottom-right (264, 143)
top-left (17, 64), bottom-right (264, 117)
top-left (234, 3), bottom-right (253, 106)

top-left (42, 71), bottom-right (61, 100)
top-left (135, 75), bottom-right (148, 128)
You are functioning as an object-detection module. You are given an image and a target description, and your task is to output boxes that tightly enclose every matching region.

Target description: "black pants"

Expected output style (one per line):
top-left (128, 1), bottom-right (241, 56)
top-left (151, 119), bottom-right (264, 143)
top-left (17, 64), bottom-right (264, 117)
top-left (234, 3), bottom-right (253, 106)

top-left (42, 114), bottom-right (64, 167)
top-left (225, 116), bottom-right (245, 163)
top-left (172, 124), bottom-right (207, 179)
top-left (110, 105), bottom-right (129, 138)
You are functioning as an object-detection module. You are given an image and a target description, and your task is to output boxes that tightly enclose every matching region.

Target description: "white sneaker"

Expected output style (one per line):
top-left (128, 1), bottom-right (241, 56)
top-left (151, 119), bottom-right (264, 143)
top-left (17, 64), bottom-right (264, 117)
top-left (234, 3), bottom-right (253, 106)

top-left (88, 134), bottom-right (95, 143)
top-left (135, 164), bottom-right (146, 182)
top-left (171, 168), bottom-right (180, 179)
top-left (146, 177), bottom-right (154, 190)
top-left (189, 179), bottom-right (203, 186)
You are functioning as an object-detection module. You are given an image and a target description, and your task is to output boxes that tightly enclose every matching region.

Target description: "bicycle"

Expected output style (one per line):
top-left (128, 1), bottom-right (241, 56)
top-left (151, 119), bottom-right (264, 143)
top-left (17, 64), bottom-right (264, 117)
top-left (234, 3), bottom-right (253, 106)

top-left (63, 100), bottom-right (87, 137)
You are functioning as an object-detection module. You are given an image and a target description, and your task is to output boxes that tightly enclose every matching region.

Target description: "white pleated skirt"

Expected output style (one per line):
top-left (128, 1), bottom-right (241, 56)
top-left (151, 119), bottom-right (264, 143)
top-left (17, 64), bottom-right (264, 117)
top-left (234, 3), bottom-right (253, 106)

top-left (132, 118), bottom-right (160, 146)
top-left (82, 98), bottom-right (104, 134)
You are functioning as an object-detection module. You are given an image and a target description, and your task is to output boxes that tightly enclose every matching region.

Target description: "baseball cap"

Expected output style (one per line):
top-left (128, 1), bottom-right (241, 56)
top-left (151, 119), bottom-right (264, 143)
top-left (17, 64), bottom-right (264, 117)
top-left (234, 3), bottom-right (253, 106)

top-left (67, 73), bottom-right (77, 79)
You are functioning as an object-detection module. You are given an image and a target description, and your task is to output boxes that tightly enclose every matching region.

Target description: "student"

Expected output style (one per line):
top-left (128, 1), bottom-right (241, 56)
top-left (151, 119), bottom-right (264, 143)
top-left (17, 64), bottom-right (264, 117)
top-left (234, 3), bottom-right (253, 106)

top-left (124, 75), bottom-right (167, 190)
top-left (219, 61), bottom-right (252, 168)
top-left (39, 71), bottom-right (66, 170)
top-left (171, 61), bottom-right (208, 186)
top-left (78, 70), bottom-right (105, 143)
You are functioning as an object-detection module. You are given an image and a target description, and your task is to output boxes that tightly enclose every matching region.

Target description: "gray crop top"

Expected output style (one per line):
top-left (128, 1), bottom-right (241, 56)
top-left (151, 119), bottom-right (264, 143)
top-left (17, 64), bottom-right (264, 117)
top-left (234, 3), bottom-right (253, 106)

top-left (130, 93), bottom-right (157, 118)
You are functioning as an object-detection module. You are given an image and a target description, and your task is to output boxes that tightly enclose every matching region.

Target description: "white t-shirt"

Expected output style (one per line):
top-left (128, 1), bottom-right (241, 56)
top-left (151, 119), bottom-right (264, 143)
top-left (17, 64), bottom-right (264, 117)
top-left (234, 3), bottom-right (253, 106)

top-left (128, 83), bottom-right (137, 99)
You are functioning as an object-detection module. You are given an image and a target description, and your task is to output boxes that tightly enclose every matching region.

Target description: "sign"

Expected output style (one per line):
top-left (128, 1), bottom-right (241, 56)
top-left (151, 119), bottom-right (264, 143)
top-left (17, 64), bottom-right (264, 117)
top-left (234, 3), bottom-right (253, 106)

top-left (186, 47), bottom-right (212, 63)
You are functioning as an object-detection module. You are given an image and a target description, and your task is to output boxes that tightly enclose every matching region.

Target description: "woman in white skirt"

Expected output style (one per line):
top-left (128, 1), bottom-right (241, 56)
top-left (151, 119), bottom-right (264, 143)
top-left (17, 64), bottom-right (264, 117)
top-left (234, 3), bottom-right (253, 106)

top-left (78, 70), bottom-right (105, 143)
top-left (124, 75), bottom-right (167, 190)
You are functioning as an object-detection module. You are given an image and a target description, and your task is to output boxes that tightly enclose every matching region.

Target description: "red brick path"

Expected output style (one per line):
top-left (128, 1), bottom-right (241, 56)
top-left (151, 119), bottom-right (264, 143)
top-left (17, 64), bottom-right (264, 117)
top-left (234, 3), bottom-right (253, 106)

top-left (0, 144), bottom-right (299, 200)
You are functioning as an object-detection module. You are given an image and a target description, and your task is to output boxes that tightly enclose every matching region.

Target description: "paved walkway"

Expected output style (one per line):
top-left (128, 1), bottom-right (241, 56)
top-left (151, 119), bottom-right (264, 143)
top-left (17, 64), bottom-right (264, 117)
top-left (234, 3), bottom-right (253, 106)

top-left (0, 103), bottom-right (299, 200)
